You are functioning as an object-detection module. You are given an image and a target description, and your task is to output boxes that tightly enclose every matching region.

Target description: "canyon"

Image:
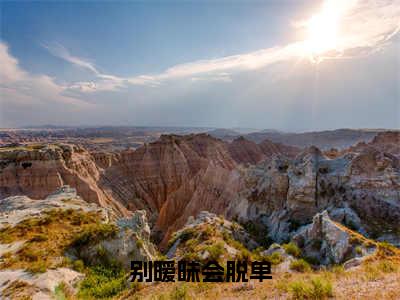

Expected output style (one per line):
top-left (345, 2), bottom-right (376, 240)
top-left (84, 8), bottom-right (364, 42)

top-left (0, 128), bottom-right (399, 299)
top-left (0, 130), bottom-right (399, 248)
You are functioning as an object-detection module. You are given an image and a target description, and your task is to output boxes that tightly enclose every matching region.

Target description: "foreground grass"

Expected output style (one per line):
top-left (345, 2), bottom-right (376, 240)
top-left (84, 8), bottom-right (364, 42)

top-left (0, 208), bottom-right (117, 273)
top-left (116, 246), bottom-right (400, 300)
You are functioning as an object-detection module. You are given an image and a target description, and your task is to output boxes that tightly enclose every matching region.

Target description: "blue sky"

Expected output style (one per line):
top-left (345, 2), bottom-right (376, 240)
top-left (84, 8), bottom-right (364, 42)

top-left (0, 0), bottom-right (399, 130)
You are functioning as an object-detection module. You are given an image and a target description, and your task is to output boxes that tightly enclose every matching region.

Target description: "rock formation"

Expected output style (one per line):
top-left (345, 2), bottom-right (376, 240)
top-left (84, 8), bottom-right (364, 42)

top-left (73, 210), bottom-right (157, 270)
top-left (292, 211), bottom-right (376, 265)
top-left (228, 141), bottom-right (400, 245)
top-left (165, 211), bottom-right (258, 262)
top-left (0, 145), bottom-right (129, 216)
top-left (0, 132), bottom-right (399, 249)
top-left (0, 188), bottom-right (157, 298)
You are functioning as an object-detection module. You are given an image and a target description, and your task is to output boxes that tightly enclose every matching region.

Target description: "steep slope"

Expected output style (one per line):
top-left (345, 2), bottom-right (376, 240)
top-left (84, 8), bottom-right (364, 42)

top-left (0, 144), bottom-right (129, 216)
top-left (228, 144), bottom-right (400, 245)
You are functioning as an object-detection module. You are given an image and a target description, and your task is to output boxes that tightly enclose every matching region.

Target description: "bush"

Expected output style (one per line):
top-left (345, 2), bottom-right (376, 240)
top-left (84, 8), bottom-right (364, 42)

top-left (72, 223), bottom-right (118, 248)
top-left (54, 282), bottom-right (73, 300)
top-left (78, 264), bottom-right (127, 299)
top-left (289, 277), bottom-right (333, 299)
top-left (283, 242), bottom-right (301, 258)
top-left (29, 233), bottom-right (48, 242)
top-left (73, 259), bottom-right (85, 272)
top-left (303, 256), bottom-right (320, 266)
top-left (310, 277), bottom-right (333, 299)
top-left (377, 242), bottom-right (398, 257)
top-left (377, 260), bottom-right (398, 273)
top-left (290, 259), bottom-right (312, 273)
top-left (136, 238), bottom-right (144, 249)
top-left (265, 252), bottom-right (284, 265)
top-left (205, 241), bottom-right (225, 261)
top-left (26, 260), bottom-right (47, 274)
top-left (169, 284), bottom-right (190, 300)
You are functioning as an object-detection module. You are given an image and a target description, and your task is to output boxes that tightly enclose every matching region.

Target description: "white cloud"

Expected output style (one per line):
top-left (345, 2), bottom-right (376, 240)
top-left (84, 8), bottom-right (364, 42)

top-left (41, 0), bottom-right (399, 93)
top-left (42, 42), bottom-right (99, 75)
top-left (0, 42), bottom-right (92, 110)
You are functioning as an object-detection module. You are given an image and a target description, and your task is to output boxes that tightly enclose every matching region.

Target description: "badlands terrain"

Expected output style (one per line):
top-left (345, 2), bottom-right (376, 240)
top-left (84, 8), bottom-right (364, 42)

top-left (0, 127), bottom-right (399, 299)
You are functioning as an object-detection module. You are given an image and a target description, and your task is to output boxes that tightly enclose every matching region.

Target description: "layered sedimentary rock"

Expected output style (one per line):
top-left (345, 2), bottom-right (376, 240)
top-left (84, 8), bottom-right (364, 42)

top-left (228, 140), bottom-right (400, 245)
top-left (347, 131), bottom-right (400, 157)
top-left (0, 134), bottom-right (298, 244)
top-left (0, 145), bottom-right (129, 216)
top-left (0, 188), bottom-right (157, 298)
top-left (1, 132), bottom-right (398, 248)
top-left (101, 134), bottom-right (243, 245)
top-left (292, 211), bottom-right (376, 265)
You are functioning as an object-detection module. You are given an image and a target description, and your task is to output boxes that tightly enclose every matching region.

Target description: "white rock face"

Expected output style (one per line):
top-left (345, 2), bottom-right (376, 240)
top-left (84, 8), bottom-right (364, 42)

top-left (0, 268), bottom-right (83, 299)
top-left (76, 210), bottom-right (157, 270)
top-left (292, 211), bottom-right (375, 265)
top-left (0, 186), bottom-right (110, 229)
top-left (227, 145), bottom-right (400, 245)
top-left (166, 211), bottom-right (258, 260)
top-left (0, 188), bottom-right (157, 299)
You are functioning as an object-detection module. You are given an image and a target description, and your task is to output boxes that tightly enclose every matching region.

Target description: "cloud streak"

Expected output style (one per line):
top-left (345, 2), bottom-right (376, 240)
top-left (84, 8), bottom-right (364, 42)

top-left (0, 42), bottom-right (92, 111)
top-left (40, 0), bottom-right (400, 94)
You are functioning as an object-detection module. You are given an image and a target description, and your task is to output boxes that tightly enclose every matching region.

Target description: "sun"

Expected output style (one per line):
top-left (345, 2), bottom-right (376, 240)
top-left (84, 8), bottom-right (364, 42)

top-left (302, 0), bottom-right (354, 59)
top-left (305, 12), bottom-right (339, 55)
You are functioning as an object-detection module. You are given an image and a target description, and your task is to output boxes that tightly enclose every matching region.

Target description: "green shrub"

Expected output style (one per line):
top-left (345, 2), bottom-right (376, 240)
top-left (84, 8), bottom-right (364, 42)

top-left (290, 259), bottom-right (312, 273)
top-left (205, 241), bottom-right (225, 261)
top-left (136, 238), bottom-right (144, 249)
top-left (72, 223), bottom-right (118, 248)
top-left (169, 284), bottom-right (190, 300)
top-left (54, 282), bottom-right (72, 300)
top-left (29, 233), bottom-right (48, 242)
top-left (303, 256), bottom-right (320, 266)
top-left (310, 277), bottom-right (333, 299)
top-left (73, 259), bottom-right (85, 272)
top-left (202, 225), bottom-right (216, 239)
top-left (265, 252), bottom-right (284, 265)
top-left (78, 264), bottom-right (127, 299)
top-left (377, 260), bottom-right (398, 273)
top-left (377, 242), bottom-right (397, 257)
top-left (283, 242), bottom-right (301, 258)
top-left (26, 260), bottom-right (47, 274)
top-left (289, 276), bottom-right (333, 299)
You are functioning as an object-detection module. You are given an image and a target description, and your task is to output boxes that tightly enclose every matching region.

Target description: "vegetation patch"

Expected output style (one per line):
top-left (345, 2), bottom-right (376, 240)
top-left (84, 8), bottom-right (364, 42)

top-left (289, 276), bottom-right (333, 300)
top-left (0, 208), bottom-right (112, 273)
top-left (283, 242), bottom-right (302, 258)
top-left (77, 263), bottom-right (127, 299)
top-left (290, 259), bottom-right (312, 273)
top-left (2, 280), bottom-right (38, 300)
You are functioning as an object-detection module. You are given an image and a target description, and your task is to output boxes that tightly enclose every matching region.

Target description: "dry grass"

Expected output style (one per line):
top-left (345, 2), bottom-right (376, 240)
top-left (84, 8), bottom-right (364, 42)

top-left (119, 250), bottom-right (400, 300)
top-left (0, 208), bottom-right (115, 273)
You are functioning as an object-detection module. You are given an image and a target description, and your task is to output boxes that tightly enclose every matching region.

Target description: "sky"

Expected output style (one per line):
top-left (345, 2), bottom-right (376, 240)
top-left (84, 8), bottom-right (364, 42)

top-left (0, 0), bottom-right (399, 131)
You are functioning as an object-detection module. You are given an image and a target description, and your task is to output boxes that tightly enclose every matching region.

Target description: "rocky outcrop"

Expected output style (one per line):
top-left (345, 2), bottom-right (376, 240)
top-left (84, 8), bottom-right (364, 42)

top-left (0, 145), bottom-right (129, 216)
top-left (0, 185), bottom-right (110, 229)
top-left (228, 144), bottom-right (400, 245)
top-left (348, 131), bottom-right (400, 157)
top-left (165, 211), bottom-right (258, 261)
top-left (292, 211), bottom-right (376, 265)
top-left (74, 210), bottom-right (157, 270)
top-left (0, 188), bottom-right (157, 299)
top-left (1, 132), bottom-right (398, 249)
top-left (0, 268), bottom-right (84, 300)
